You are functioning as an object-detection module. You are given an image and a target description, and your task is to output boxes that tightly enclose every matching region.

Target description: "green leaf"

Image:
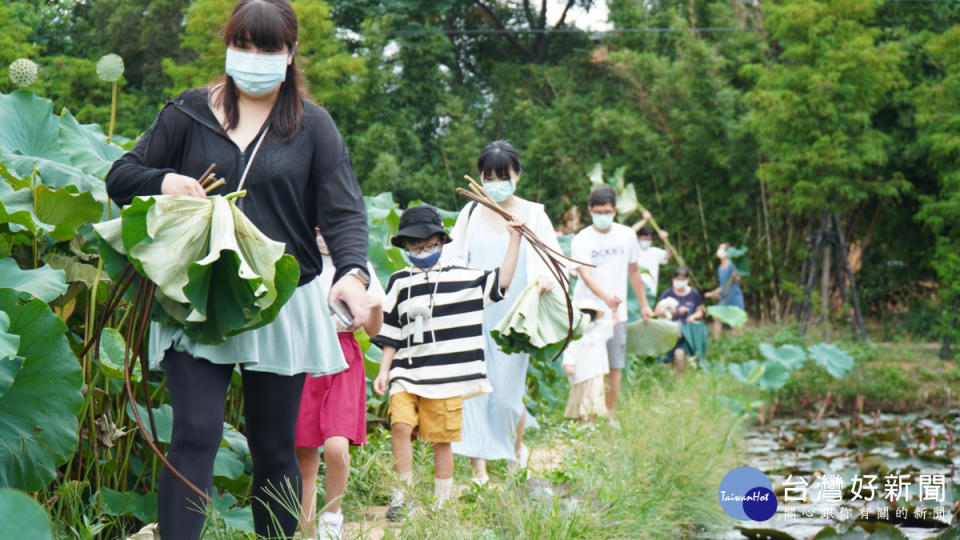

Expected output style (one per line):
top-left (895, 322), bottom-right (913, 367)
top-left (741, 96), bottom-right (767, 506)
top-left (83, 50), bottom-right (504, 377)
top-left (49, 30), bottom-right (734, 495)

top-left (706, 305), bottom-right (748, 328)
top-left (808, 342), bottom-right (855, 378)
top-left (0, 178), bottom-right (40, 234)
top-left (97, 328), bottom-right (140, 383)
top-left (34, 184), bottom-right (103, 242)
top-left (0, 92), bottom-right (107, 202)
top-left (0, 259), bottom-right (67, 302)
top-left (0, 312), bottom-right (18, 362)
top-left (0, 488), bottom-right (52, 539)
top-left (759, 359), bottom-right (789, 391)
top-left (0, 289), bottom-right (82, 491)
top-left (213, 447), bottom-right (245, 480)
top-left (724, 245), bottom-right (751, 277)
top-left (57, 109), bottom-right (125, 179)
top-left (125, 403), bottom-right (173, 443)
top-left (95, 487), bottom-right (157, 523)
top-left (626, 319), bottom-right (679, 357)
top-left (41, 253), bottom-right (105, 288)
top-left (758, 343), bottom-right (807, 371)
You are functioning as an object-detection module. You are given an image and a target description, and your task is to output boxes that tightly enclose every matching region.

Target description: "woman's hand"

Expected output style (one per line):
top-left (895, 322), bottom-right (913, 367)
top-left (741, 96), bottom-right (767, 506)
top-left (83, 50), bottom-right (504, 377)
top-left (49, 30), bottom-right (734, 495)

top-left (537, 275), bottom-right (556, 296)
top-left (373, 372), bottom-right (388, 396)
top-left (677, 305), bottom-right (690, 316)
top-left (329, 272), bottom-right (372, 331)
top-left (161, 173), bottom-right (207, 198)
top-left (686, 315), bottom-right (697, 324)
top-left (506, 217), bottom-right (524, 240)
top-left (604, 295), bottom-right (623, 312)
top-left (563, 363), bottom-right (575, 376)
top-left (704, 290), bottom-right (718, 300)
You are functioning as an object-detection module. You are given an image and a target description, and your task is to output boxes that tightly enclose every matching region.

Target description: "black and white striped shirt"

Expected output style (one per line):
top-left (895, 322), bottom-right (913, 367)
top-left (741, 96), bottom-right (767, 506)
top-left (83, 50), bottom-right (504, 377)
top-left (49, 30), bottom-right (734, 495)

top-left (372, 265), bottom-right (504, 399)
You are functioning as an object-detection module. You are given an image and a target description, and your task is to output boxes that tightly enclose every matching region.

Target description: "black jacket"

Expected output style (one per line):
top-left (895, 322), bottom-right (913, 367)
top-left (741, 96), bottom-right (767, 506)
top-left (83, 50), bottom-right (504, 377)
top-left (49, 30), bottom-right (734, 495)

top-left (105, 87), bottom-right (368, 285)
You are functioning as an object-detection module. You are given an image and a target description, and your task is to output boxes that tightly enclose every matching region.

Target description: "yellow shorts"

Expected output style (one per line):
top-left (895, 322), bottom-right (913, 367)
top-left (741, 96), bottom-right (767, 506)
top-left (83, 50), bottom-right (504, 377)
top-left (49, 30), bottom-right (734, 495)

top-left (388, 392), bottom-right (464, 443)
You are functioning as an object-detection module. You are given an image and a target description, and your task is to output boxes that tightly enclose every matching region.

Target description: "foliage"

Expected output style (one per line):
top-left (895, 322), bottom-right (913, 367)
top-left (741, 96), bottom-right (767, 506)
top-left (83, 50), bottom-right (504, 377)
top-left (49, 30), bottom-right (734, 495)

top-left (727, 340), bottom-right (855, 392)
top-left (0, 488), bottom-right (53, 539)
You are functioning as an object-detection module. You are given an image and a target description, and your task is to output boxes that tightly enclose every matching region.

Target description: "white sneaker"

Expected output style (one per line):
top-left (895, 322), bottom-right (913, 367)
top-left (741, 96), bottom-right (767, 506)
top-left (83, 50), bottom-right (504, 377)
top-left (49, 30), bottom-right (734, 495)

top-left (317, 510), bottom-right (343, 540)
top-left (471, 474), bottom-right (489, 487)
top-left (507, 444), bottom-right (530, 472)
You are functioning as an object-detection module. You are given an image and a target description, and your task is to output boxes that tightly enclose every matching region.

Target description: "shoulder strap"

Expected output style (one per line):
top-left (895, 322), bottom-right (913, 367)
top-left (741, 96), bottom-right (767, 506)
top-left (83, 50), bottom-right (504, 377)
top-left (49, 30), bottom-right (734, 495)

top-left (235, 125), bottom-right (270, 193)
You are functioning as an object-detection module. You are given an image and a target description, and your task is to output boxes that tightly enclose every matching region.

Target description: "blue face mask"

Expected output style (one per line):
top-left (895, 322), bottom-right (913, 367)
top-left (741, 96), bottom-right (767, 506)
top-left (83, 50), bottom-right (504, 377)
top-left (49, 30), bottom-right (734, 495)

top-left (407, 246), bottom-right (442, 268)
top-left (484, 180), bottom-right (515, 203)
top-left (592, 213), bottom-right (615, 230)
top-left (225, 48), bottom-right (289, 96)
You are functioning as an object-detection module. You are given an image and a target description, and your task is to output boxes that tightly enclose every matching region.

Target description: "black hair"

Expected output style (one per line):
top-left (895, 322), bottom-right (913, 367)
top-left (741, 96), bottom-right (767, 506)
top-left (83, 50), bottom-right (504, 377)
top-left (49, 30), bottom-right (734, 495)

top-left (637, 226), bottom-right (654, 237)
top-left (401, 232), bottom-right (443, 247)
top-left (588, 186), bottom-right (617, 208)
top-left (217, 0), bottom-right (304, 141)
top-left (582, 308), bottom-right (600, 322)
top-left (477, 140), bottom-right (522, 180)
top-left (673, 267), bottom-right (690, 278)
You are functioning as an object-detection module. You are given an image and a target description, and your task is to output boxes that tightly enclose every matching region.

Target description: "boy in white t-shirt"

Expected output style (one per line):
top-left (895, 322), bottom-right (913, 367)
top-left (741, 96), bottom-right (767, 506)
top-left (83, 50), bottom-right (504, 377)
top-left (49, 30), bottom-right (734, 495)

top-left (570, 186), bottom-right (653, 421)
top-left (631, 215), bottom-right (672, 303)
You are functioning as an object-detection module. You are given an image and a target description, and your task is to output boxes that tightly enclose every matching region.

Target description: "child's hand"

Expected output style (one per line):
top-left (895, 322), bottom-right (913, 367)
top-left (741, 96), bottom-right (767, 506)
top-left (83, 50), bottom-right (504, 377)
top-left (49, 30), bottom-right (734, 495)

top-left (506, 217), bottom-right (525, 240)
top-left (373, 373), bottom-right (388, 396)
top-left (563, 363), bottom-right (575, 376)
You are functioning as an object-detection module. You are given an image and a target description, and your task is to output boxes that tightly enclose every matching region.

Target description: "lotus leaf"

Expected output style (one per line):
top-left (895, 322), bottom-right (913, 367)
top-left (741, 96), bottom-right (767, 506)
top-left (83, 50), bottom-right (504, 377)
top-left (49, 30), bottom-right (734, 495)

top-left (492, 279), bottom-right (587, 356)
top-left (626, 318), bottom-right (679, 357)
top-left (808, 342), bottom-right (855, 378)
top-left (758, 343), bottom-right (807, 371)
top-left (94, 194), bottom-right (300, 344)
top-left (707, 305), bottom-right (748, 328)
top-left (95, 487), bottom-right (157, 524)
top-left (0, 289), bottom-right (82, 491)
top-left (0, 488), bottom-right (52, 539)
top-left (0, 258), bottom-right (67, 302)
top-left (724, 245), bottom-right (751, 277)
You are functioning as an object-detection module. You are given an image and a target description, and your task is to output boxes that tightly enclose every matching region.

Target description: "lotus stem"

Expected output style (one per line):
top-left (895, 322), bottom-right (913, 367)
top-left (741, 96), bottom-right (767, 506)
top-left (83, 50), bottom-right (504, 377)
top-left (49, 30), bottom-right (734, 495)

top-left (204, 178), bottom-right (226, 193)
top-left (225, 190), bottom-right (247, 201)
top-left (199, 164), bottom-right (216, 186)
top-left (107, 81), bottom-right (117, 144)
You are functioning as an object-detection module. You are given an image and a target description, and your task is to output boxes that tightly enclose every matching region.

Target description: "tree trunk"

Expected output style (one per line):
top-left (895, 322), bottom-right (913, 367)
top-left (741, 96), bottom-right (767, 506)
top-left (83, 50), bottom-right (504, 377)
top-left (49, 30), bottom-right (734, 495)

top-left (821, 230), bottom-right (832, 341)
top-left (942, 296), bottom-right (960, 361)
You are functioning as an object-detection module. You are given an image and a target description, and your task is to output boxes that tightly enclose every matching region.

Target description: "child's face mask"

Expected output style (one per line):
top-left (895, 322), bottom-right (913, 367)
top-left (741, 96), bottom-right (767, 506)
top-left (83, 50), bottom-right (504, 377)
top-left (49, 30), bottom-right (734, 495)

top-left (407, 245), bottom-right (442, 268)
top-left (673, 279), bottom-right (688, 290)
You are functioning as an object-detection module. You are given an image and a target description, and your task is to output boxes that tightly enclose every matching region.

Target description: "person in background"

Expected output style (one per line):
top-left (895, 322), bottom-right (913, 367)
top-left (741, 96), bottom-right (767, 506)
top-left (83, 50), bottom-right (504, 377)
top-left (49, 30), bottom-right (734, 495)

top-left (444, 140), bottom-right (563, 484)
top-left (570, 186), bottom-right (653, 423)
top-left (372, 205), bottom-right (524, 520)
top-left (295, 232), bottom-right (384, 540)
top-left (104, 1), bottom-right (371, 537)
top-left (705, 242), bottom-right (746, 338)
top-left (655, 267), bottom-right (704, 373)
top-left (631, 211), bottom-right (672, 305)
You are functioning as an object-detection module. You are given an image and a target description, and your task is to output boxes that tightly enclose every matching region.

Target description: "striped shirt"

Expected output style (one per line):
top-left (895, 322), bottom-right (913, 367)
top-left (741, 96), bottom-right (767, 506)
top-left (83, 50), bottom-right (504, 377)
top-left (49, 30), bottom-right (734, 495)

top-left (371, 265), bottom-right (504, 399)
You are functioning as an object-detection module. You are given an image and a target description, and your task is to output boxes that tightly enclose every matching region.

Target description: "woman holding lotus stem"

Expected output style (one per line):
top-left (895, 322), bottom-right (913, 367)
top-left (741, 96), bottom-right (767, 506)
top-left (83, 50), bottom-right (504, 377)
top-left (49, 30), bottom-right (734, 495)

top-left (104, 1), bottom-right (371, 538)
top-left (443, 140), bottom-right (565, 484)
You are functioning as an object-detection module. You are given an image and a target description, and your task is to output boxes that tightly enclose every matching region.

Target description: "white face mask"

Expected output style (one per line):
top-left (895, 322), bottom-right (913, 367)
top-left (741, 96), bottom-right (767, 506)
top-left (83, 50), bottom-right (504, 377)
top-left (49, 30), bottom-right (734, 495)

top-left (639, 240), bottom-right (652, 250)
top-left (673, 279), bottom-right (688, 290)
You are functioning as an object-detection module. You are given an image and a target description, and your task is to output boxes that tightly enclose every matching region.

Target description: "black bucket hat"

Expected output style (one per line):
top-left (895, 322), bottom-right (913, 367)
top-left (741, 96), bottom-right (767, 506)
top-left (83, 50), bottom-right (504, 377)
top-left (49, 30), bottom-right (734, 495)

top-left (390, 205), bottom-right (453, 248)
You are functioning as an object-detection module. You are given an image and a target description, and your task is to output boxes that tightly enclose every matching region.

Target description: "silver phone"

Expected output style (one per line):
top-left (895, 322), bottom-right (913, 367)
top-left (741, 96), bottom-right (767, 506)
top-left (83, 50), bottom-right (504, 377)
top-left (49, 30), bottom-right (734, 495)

top-left (328, 299), bottom-right (354, 327)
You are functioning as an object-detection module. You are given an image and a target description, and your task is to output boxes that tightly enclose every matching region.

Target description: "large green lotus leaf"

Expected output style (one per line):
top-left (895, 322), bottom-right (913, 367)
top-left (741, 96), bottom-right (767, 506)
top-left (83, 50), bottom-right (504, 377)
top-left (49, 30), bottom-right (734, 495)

top-left (41, 253), bottom-right (105, 288)
top-left (0, 289), bottom-right (82, 491)
top-left (368, 238), bottom-right (406, 286)
top-left (759, 359), bottom-right (790, 391)
top-left (758, 343), bottom-right (808, 371)
top-left (128, 195), bottom-right (212, 303)
top-left (229, 199), bottom-right (289, 313)
top-left (94, 487), bottom-right (157, 524)
top-left (34, 184), bottom-right (103, 241)
top-left (0, 358), bottom-right (23, 401)
top-left (125, 402), bottom-right (173, 443)
top-left (492, 281), bottom-right (586, 352)
top-left (0, 91), bottom-right (107, 202)
top-left (0, 179), bottom-right (42, 234)
top-left (57, 109), bottom-right (125, 179)
top-left (0, 488), bottom-right (53, 539)
top-left (616, 182), bottom-right (639, 220)
top-left (0, 312), bottom-right (18, 362)
top-left (706, 305), bottom-right (748, 328)
top-left (0, 258), bottom-right (67, 302)
top-left (808, 342), bottom-right (855, 379)
top-left (626, 318), bottom-right (679, 357)
top-left (213, 447), bottom-right (245, 480)
top-left (728, 360), bottom-right (764, 386)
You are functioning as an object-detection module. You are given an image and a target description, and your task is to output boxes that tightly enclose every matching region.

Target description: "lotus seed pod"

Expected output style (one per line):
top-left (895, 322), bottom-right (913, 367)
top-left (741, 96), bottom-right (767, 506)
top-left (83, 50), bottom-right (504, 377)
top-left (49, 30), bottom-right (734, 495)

top-left (8, 58), bottom-right (38, 88)
top-left (96, 54), bottom-right (124, 82)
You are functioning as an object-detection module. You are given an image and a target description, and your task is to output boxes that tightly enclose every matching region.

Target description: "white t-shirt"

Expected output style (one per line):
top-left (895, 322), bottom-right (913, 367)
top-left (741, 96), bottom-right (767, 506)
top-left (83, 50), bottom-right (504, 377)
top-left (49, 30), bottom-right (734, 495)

top-left (636, 245), bottom-right (668, 297)
top-left (571, 223), bottom-right (639, 322)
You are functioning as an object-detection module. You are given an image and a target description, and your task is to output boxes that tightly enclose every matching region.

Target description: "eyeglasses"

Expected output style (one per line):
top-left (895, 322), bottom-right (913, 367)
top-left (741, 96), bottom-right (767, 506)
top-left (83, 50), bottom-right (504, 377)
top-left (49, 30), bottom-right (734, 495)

top-left (405, 241), bottom-right (441, 255)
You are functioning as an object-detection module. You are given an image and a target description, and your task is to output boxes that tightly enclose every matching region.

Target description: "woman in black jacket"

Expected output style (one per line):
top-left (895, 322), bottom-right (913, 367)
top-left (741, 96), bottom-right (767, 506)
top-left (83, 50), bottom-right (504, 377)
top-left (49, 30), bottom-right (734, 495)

top-left (105, 1), bottom-right (372, 537)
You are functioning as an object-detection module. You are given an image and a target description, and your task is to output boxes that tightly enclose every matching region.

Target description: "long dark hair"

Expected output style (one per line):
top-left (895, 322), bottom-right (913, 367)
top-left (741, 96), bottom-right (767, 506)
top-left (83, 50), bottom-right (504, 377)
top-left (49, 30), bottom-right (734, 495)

top-left (477, 140), bottom-right (522, 180)
top-left (216, 0), bottom-right (304, 140)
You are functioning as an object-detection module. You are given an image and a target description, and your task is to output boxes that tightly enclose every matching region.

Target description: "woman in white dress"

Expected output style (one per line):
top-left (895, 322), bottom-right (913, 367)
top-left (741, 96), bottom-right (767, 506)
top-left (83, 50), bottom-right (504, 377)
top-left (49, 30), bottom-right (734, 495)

top-left (443, 140), bottom-right (563, 483)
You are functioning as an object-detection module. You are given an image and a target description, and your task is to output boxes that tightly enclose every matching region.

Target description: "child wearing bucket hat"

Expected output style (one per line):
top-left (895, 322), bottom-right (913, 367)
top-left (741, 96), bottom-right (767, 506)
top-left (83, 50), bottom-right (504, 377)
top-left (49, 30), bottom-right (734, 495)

top-left (371, 204), bottom-right (525, 520)
top-left (562, 298), bottom-right (615, 422)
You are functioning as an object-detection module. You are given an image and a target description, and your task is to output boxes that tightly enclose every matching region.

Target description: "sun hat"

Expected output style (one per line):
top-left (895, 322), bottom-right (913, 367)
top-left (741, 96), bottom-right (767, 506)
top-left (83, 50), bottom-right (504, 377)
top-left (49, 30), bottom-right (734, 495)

top-left (575, 298), bottom-right (605, 320)
top-left (390, 205), bottom-right (453, 248)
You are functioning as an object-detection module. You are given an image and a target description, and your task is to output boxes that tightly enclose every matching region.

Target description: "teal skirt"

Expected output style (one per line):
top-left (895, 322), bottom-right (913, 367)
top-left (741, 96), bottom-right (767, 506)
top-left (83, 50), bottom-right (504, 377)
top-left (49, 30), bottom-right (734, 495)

top-left (147, 277), bottom-right (347, 376)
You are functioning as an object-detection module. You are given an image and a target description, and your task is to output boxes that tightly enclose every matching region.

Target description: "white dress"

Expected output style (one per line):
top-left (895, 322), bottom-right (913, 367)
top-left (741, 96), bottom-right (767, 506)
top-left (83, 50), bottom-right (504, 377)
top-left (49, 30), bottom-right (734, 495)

top-left (443, 201), bottom-right (562, 460)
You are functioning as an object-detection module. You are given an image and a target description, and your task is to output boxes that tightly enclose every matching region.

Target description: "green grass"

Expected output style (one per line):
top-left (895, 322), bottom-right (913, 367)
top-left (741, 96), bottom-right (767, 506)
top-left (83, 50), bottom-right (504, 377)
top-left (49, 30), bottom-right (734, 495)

top-left (336, 366), bottom-right (745, 540)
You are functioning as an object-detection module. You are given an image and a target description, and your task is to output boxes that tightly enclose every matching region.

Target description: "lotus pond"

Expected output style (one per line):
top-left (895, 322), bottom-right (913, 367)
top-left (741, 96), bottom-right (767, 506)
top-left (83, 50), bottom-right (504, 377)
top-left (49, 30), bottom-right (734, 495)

top-left (702, 410), bottom-right (960, 539)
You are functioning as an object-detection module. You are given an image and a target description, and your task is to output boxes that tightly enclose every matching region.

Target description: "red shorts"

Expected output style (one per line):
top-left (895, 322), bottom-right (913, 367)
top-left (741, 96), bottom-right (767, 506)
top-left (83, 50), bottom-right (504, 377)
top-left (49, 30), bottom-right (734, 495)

top-left (295, 333), bottom-right (367, 447)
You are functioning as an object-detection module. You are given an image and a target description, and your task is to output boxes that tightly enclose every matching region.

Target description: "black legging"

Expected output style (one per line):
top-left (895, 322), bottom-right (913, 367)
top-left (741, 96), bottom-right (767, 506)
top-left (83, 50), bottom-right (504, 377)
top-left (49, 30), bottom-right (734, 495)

top-left (158, 349), bottom-right (306, 539)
